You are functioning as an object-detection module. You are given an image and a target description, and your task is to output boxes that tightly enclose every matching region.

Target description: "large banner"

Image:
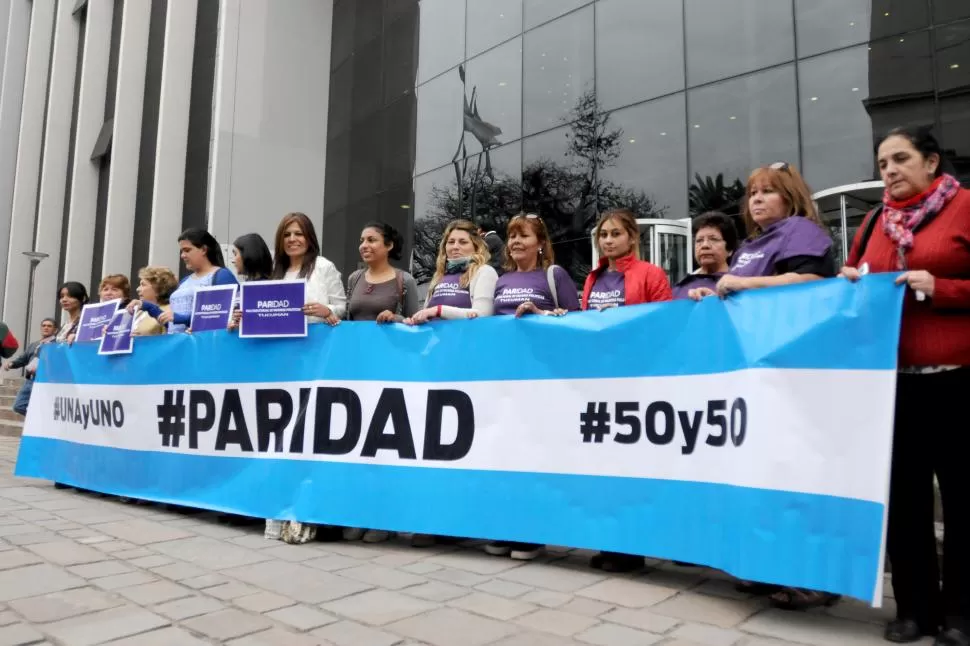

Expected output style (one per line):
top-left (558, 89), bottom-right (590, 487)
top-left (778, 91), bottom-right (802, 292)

top-left (15, 275), bottom-right (905, 604)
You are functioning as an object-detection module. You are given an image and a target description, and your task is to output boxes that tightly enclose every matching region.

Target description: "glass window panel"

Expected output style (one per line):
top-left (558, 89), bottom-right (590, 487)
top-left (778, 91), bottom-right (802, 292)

top-left (415, 69), bottom-right (464, 175)
top-left (459, 141), bottom-right (524, 226)
top-left (595, 0), bottom-right (685, 111)
top-left (417, 0), bottom-right (465, 84)
top-left (601, 95), bottom-right (688, 221)
top-left (688, 65), bottom-right (799, 191)
top-left (941, 96), bottom-right (970, 185)
top-left (799, 45), bottom-right (876, 190)
top-left (936, 20), bottom-right (970, 93)
top-left (522, 6), bottom-right (594, 136)
top-left (685, 0), bottom-right (794, 86)
top-left (466, 0), bottom-right (522, 58)
top-left (524, 0), bottom-right (591, 30)
top-left (382, 3), bottom-right (418, 105)
top-left (464, 37), bottom-right (523, 151)
top-left (796, 0), bottom-right (930, 57)
top-left (867, 32), bottom-right (935, 140)
top-left (934, 0), bottom-right (970, 24)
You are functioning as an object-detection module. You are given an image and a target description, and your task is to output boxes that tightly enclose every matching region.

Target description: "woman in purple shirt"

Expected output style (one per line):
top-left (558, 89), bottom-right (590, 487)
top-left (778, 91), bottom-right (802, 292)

top-left (672, 212), bottom-right (738, 299)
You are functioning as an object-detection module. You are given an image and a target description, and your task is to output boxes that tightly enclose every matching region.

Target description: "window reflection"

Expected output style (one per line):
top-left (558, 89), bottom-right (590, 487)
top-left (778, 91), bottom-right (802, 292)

top-left (522, 6), bottom-right (594, 136)
top-left (934, 0), bottom-right (970, 24)
top-left (799, 46), bottom-right (875, 189)
top-left (935, 20), bottom-right (970, 93)
top-left (464, 38), bottom-right (523, 151)
top-left (867, 32), bottom-right (936, 139)
top-left (941, 97), bottom-right (970, 185)
top-left (524, 0), bottom-right (591, 30)
top-left (795, 0), bottom-right (872, 58)
top-left (466, 0), bottom-right (522, 58)
top-left (415, 69), bottom-right (464, 176)
top-left (601, 95), bottom-right (688, 220)
top-left (595, 0), bottom-right (684, 111)
top-left (417, 0), bottom-right (465, 84)
top-left (685, 0), bottom-right (794, 86)
top-left (688, 65), bottom-right (800, 190)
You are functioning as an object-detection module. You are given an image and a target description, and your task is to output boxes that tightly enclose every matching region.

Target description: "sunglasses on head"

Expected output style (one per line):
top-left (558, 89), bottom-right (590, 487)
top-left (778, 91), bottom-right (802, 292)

top-left (769, 161), bottom-right (791, 172)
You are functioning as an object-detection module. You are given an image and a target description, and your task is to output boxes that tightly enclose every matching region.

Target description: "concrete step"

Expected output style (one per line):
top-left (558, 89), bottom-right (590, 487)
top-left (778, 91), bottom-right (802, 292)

top-left (0, 395), bottom-right (15, 407)
top-left (0, 408), bottom-right (23, 422)
top-left (0, 418), bottom-right (22, 437)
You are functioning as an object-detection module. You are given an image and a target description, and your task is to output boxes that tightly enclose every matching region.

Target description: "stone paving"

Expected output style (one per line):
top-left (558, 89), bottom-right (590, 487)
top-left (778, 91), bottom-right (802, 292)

top-left (0, 437), bottom-right (923, 646)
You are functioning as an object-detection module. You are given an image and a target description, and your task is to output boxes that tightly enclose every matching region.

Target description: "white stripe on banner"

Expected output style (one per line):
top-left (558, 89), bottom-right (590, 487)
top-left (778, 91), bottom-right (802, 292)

top-left (15, 275), bottom-right (907, 605)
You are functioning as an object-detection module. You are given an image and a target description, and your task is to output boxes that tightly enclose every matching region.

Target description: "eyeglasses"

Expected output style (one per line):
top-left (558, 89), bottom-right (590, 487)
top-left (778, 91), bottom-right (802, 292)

top-left (769, 161), bottom-right (791, 172)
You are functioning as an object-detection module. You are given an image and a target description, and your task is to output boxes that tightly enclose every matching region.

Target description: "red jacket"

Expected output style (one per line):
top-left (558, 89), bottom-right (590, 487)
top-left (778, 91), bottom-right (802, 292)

top-left (847, 187), bottom-right (970, 367)
top-left (581, 254), bottom-right (673, 309)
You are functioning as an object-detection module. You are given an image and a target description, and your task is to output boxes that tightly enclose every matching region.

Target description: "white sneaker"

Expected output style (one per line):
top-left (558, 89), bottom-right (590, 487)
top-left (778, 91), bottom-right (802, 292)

top-left (484, 541), bottom-right (512, 556)
top-left (510, 543), bottom-right (543, 561)
top-left (362, 529), bottom-right (391, 543)
top-left (342, 527), bottom-right (365, 541)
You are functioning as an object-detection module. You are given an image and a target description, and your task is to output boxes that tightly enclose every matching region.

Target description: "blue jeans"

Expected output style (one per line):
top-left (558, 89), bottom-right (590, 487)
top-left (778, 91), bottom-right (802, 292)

top-left (12, 379), bottom-right (33, 416)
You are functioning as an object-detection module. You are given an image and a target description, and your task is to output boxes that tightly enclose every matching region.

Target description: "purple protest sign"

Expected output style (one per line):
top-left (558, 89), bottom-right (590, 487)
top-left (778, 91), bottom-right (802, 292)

top-left (76, 300), bottom-right (121, 343)
top-left (98, 309), bottom-right (134, 355)
top-left (190, 285), bottom-right (237, 332)
top-left (239, 280), bottom-right (307, 338)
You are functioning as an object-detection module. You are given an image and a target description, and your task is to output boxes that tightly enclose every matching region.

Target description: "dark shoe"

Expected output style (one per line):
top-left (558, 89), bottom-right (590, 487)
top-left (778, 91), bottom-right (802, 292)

top-left (53, 482), bottom-right (69, 489)
top-left (735, 580), bottom-right (783, 596)
top-left (885, 618), bottom-right (937, 643)
top-left (936, 628), bottom-right (970, 646)
top-left (769, 587), bottom-right (840, 611)
top-left (589, 551), bottom-right (645, 573)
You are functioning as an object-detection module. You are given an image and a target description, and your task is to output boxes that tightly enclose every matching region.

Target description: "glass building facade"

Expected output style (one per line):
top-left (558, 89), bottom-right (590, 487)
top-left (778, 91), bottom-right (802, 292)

top-left (324, 0), bottom-right (970, 286)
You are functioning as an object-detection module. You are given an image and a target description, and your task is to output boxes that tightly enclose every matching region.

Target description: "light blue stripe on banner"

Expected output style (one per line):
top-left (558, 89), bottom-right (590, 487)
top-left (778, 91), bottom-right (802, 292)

top-left (16, 437), bottom-right (883, 602)
top-left (37, 274), bottom-right (903, 385)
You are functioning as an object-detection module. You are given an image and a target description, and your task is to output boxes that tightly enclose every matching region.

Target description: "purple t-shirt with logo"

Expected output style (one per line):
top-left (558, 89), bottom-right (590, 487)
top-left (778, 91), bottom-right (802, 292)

top-left (730, 216), bottom-right (832, 278)
top-left (587, 271), bottom-right (625, 308)
top-left (426, 274), bottom-right (472, 309)
top-left (672, 273), bottom-right (723, 300)
top-left (492, 267), bottom-right (580, 316)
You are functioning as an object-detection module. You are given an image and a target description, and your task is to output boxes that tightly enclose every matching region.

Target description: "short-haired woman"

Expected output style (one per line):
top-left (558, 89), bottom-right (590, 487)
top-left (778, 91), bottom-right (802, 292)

top-left (406, 219), bottom-right (498, 325)
top-left (672, 212), bottom-right (738, 299)
top-left (842, 127), bottom-right (970, 645)
top-left (272, 212), bottom-right (345, 326)
top-left (132, 267), bottom-right (178, 336)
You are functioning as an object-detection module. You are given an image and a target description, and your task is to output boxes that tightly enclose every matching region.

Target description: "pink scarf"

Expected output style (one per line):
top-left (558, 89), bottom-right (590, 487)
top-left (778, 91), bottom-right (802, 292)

top-left (882, 173), bottom-right (960, 269)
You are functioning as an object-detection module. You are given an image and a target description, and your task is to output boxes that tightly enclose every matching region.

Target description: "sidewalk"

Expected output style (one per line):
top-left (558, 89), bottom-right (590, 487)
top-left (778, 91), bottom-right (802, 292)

top-left (0, 437), bottom-right (917, 646)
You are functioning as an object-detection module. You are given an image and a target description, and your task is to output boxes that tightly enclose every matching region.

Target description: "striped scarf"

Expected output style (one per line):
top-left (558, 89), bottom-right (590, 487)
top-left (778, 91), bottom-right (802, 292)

top-left (882, 173), bottom-right (960, 269)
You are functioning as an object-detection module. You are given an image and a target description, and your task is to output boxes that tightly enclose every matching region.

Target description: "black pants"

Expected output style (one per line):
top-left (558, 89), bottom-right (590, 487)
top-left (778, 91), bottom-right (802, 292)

top-left (888, 368), bottom-right (970, 632)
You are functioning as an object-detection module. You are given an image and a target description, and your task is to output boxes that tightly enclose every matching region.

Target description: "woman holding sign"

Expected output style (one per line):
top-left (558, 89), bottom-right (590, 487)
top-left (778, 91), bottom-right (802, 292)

top-left (842, 128), bottom-right (970, 646)
top-left (406, 219), bottom-right (498, 324)
top-left (271, 212), bottom-right (346, 325)
top-left (132, 267), bottom-right (178, 336)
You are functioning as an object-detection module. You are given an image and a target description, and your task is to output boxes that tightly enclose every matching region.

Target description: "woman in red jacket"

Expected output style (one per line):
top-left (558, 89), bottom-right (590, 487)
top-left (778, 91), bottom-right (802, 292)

top-left (582, 207), bottom-right (671, 573)
top-left (582, 208), bottom-right (672, 312)
top-left (842, 127), bottom-right (970, 646)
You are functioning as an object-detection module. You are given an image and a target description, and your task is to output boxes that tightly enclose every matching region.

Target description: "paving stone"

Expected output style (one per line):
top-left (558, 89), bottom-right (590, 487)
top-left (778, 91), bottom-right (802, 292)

top-left (227, 535), bottom-right (281, 550)
top-left (102, 625), bottom-right (211, 645)
top-left (153, 595), bottom-right (226, 621)
top-left (181, 608), bottom-right (275, 640)
top-left (303, 554), bottom-right (367, 572)
top-left (514, 608), bottom-right (600, 637)
top-left (67, 561), bottom-right (135, 579)
top-left (148, 561), bottom-right (206, 581)
top-left (92, 572), bottom-right (157, 591)
top-left (0, 622), bottom-right (46, 644)
top-left (424, 568), bottom-right (491, 587)
top-left (90, 519), bottom-right (195, 545)
top-left (223, 561), bottom-right (372, 603)
top-left (669, 622), bottom-right (744, 645)
top-left (92, 541), bottom-right (137, 554)
top-left (128, 555), bottom-right (173, 569)
top-left (0, 524), bottom-right (42, 538)
top-left (25, 541), bottom-right (108, 566)
top-left (113, 548), bottom-right (156, 560)
top-left (740, 608), bottom-right (887, 645)
top-left (311, 619), bottom-right (401, 646)
top-left (7, 531), bottom-right (63, 546)
top-left (0, 610), bottom-right (17, 626)
top-left (500, 564), bottom-right (606, 593)
top-left (388, 608), bottom-right (518, 646)
top-left (152, 536), bottom-right (270, 570)
top-left (117, 580), bottom-right (193, 605)
top-left (42, 605), bottom-right (169, 646)
top-left (370, 551), bottom-right (432, 568)
top-left (0, 549), bottom-right (41, 571)
top-left (323, 589), bottom-right (436, 626)
top-left (692, 579), bottom-right (757, 601)
top-left (0, 563), bottom-right (85, 601)
top-left (574, 622), bottom-right (663, 645)
top-left (259, 544), bottom-right (325, 562)
top-left (447, 592), bottom-right (537, 621)
top-left (266, 604), bottom-right (338, 631)
top-left (339, 564), bottom-right (427, 590)
top-left (601, 607), bottom-right (682, 634)
top-left (400, 561), bottom-right (443, 575)
top-left (228, 627), bottom-right (336, 646)
top-left (488, 633), bottom-right (580, 646)
top-left (206, 581), bottom-right (263, 600)
top-left (653, 593), bottom-right (763, 628)
top-left (474, 579), bottom-right (533, 599)
top-left (558, 597), bottom-right (615, 617)
top-left (181, 574), bottom-right (230, 589)
top-left (428, 553), bottom-right (526, 575)
top-left (8, 587), bottom-right (122, 623)
top-left (403, 581), bottom-right (471, 603)
top-left (233, 591), bottom-right (297, 613)
top-left (520, 589), bottom-right (573, 608)
top-left (577, 579), bottom-right (680, 608)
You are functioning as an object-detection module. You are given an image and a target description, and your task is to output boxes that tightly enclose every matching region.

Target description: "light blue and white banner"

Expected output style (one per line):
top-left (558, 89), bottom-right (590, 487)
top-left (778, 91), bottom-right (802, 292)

top-left (15, 275), bottom-right (904, 604)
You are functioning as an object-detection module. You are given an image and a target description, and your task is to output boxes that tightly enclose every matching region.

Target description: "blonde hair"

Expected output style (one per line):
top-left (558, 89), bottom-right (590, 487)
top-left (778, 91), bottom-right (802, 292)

top-left (594, 208), bottom-right (641, 260)
top-left (504, 213), bottom-right (555, 271)
top-left (137, 266), bottom-right (179, 305)
top-left (429, 219), bottom-right (491, 290)
top-left (742, 164), bottom-right (823, 238)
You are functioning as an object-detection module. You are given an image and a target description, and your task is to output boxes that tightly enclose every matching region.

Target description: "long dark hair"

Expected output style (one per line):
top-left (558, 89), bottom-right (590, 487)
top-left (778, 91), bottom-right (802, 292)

top-left (58, 281), bottom-right (89, 319)
top-left (178, 228), bottom-right (226, 268)
top-left (878, 126), bottom-right (956, 178)
top-left (361, 221), bottom-right (404, 261)
top-left (272, 212), bottom-right (320, 279)
top-left (233, 233), bottom-right (273, 281)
